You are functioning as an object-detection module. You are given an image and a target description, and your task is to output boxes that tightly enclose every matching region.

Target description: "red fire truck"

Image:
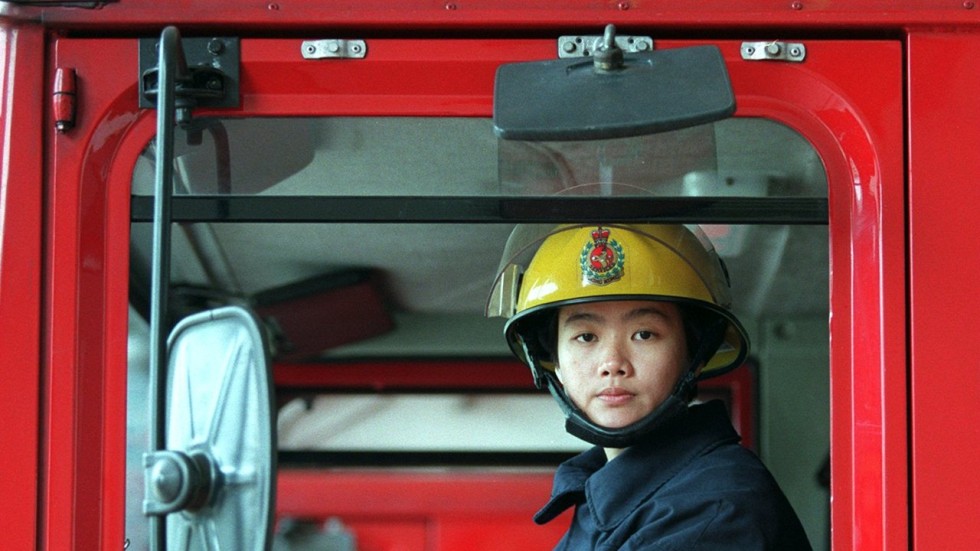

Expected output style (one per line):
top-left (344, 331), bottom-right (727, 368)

top-left (0, 1), bottom-right (976, 549)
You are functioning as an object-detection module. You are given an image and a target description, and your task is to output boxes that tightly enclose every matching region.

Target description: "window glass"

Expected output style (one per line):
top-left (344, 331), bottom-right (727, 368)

top-left (127, 114), bottom-right (828, 548)
top-left (130, 117), bottom-right (826, 198)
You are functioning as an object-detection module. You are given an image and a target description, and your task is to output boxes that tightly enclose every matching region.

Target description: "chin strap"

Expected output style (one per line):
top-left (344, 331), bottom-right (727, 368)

top-left (540, 369), bottom-right (694, 448)
top-left (545, 371), bottom-right (694, 448)
top-left (528, 315), bottom-right (728, 449)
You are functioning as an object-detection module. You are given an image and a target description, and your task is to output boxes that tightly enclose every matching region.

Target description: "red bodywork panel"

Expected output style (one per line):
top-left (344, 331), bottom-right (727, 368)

top-left (278, 470), bottom-right (571, 550)
top-left (0, 23), bottom-right (45, 551)
top-left (907, 32), bottom-right (980, 550)
top-left (4, 0), bottom-right (980, 32)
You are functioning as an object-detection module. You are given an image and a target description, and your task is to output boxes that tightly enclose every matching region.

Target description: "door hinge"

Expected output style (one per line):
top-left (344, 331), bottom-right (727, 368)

top-left (301, 39), bottom-right (367, 59)
top-left (740, 41), bottom-right (806, 62)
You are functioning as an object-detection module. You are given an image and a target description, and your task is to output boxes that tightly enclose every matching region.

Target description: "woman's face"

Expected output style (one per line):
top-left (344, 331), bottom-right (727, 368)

top-left (555, 300), bottom-right (689, 429)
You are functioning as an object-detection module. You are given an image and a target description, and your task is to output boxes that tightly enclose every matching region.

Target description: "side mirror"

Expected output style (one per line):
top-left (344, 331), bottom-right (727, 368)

top-left (143, 306), bottom-right (276, 551)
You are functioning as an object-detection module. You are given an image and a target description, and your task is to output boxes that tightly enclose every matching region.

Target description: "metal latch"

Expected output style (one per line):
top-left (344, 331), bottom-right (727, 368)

top-left (138, 36), bottom-right (240, 115)
top-left (558, 33), bottom-right (653, 58)
top-left (740, 41), bottom-right (806, 62)
top-left (301, 39), bottom-right (367, 59)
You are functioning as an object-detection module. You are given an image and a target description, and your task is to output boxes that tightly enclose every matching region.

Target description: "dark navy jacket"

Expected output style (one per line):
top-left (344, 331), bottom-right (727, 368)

top-left (534, 401), bottom-right (812, 550)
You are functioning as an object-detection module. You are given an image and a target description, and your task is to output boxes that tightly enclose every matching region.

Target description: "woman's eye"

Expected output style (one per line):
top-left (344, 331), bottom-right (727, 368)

top-left (634, 330), bottom-right (655, 341)
top-left (574, 333), bottom-right (596, 343)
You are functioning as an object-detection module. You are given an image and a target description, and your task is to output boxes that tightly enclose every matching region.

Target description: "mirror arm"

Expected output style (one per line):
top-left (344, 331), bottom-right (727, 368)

top-left (146, 25), bottom-right (183, 551)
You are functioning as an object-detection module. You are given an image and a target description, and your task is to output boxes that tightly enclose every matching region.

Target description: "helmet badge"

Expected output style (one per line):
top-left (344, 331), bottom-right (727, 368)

top-left (580, 226), bottom-right (625, 285)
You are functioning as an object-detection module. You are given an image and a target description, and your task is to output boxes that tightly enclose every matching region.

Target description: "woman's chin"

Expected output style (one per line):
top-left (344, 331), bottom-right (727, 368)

top-left (591, 412), bottom-right (641, 430)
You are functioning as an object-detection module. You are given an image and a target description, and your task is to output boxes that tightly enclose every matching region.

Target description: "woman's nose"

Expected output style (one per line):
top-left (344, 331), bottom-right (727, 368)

top-left (597, 342), bottom-right (632, 377)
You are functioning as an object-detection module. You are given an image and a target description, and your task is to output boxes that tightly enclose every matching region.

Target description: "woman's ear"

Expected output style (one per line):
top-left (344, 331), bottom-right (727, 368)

top-left (554, 366), bottom-right (563, 384)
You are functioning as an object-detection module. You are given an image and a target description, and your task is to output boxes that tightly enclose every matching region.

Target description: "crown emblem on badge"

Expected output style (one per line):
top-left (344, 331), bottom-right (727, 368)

top-left (580, 226), bottom-right (625, 285)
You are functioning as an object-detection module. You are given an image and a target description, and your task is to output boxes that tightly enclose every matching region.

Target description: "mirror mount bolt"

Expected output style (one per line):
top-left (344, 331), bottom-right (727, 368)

top-left (593, 24), bottom-right (625, 72)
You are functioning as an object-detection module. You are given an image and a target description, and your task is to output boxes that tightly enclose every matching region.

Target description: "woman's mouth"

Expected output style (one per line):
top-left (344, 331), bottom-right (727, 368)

top-left (597, 387), bottom-right (634, 406)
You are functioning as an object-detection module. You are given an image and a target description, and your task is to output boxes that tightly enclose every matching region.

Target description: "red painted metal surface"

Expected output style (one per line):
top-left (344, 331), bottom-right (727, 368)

top-left (907, 32), bottom-right (980, 550)
top-left (3, 1), bottom-right (980, 32)
top-left (0, 22), bottom-right (44, 551)
top-left (278, 470), bottom-right (569, 550)
top-left (45, 38), bottom-right (155, 550)
top-left (236, 38), bottom-right (542, 117)
top-left (255, 275), bottom-right (394, 362)
top-left (729, 40), bottom-right (907, 550)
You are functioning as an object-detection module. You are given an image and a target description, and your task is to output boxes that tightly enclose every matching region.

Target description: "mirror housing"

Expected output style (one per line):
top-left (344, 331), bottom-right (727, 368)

top-left (143, 306), bottom-right (276, 551)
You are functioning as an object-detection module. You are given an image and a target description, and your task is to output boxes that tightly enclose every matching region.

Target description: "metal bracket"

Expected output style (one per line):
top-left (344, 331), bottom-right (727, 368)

top-left (558, 33), bottom-right (653, 58)
top-left (139, 36), bottom-right (240, 119)
top-left (740, 41), bottom-right (806, 62)
top-left (142, 450), bottom-right (218, 516)
top-left (301, 39), bottom-right (367, 59)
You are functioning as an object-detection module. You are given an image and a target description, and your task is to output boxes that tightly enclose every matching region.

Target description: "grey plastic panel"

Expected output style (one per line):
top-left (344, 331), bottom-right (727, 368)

top-left (494, 45), bottom-right (735, 141)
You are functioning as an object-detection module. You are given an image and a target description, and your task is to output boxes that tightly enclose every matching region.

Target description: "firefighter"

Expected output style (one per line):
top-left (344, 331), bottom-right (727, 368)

top-left (487, 223), bottom-right (811, 549)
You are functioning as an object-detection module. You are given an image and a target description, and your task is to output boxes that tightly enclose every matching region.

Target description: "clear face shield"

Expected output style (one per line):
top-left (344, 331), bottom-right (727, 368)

top-left (497, 123), bottom-right (720, 198)
top-left (488, 122), bottom-right (725, 321)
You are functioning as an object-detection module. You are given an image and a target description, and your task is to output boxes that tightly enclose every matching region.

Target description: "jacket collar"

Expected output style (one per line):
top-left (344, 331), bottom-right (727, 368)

top-left (533, 445), bottom-right (605, 524)
top-left (534, 401), bottom-right (740, 528)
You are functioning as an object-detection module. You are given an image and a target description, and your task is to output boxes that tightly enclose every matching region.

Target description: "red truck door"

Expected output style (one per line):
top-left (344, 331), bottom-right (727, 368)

top-left (41, 32), bottom-right (901, 550)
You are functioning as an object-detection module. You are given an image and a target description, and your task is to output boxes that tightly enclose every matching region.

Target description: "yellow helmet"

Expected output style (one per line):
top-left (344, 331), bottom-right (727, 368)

top-left (487, 223), bottom-right (749, 380)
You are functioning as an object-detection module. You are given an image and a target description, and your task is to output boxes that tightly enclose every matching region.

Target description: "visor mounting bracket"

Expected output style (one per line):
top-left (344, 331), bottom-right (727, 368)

top-left (558, 32), bottom-right (653, 58)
